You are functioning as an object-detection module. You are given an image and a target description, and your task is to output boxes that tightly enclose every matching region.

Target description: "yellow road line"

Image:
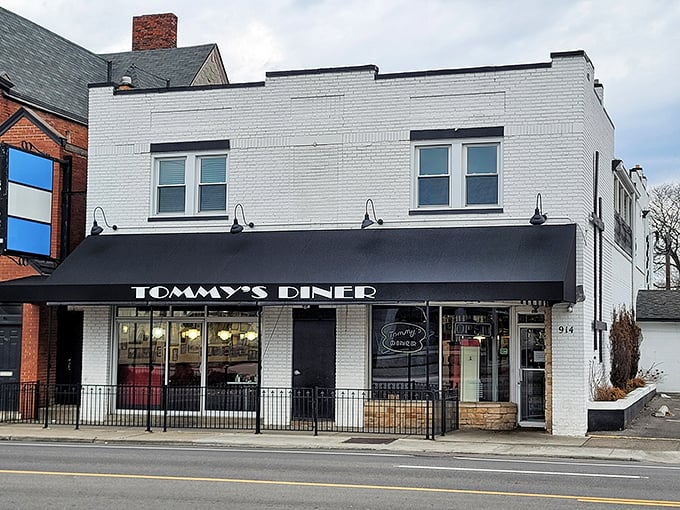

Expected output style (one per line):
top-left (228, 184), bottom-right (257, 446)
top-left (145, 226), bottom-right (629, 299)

top-left (1, 469), bottom-right (679, 507)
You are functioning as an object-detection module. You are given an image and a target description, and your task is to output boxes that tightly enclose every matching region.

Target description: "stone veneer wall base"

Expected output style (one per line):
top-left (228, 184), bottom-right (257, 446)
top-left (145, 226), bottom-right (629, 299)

top-left (459, 401), bottom-right (517, 431)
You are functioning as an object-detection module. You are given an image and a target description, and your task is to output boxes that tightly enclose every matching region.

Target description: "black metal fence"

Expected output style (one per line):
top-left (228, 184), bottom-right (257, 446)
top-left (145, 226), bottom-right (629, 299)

top-left (0, 382), bottom-right (458, 438)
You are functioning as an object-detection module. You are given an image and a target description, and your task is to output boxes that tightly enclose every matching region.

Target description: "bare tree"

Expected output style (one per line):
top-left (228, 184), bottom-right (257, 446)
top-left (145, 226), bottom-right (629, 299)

top-left (649, 183), bottom-right (680, 289)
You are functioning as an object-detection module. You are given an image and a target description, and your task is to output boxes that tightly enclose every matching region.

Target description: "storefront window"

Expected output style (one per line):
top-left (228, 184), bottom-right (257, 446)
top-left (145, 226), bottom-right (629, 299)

top-left (442, 307), bottom-right (509, 402)
top-left (115, 306), bottom-right (258, 411)
top-left (371, 306), bottom-right (439, 390)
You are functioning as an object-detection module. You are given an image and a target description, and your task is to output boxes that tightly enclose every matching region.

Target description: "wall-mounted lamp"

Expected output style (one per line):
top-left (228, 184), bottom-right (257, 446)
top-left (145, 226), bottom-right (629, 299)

top-left (529, 193), bottom-right (547, 226)
top-left (567, 304), bottom-right (574, 313)
top-left (90, 206), bottom-right (118, 236)
top-left (641, 209), bottom-right (650, 219)
top-left (361, 198), bottom-right (383, 229)
top-left (230, 203), bottom-right (254, 234)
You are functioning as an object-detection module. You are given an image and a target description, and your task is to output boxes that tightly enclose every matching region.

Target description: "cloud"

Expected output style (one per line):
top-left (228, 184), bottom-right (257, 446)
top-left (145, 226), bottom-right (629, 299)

top-left (1, 0), bottom-right (678, 183)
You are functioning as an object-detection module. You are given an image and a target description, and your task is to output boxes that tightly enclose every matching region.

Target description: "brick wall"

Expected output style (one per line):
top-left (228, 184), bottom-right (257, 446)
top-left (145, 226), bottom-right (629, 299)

top-left (1, 95), bottom-right (89, 388)
top-left (132, 14), bottom-right (177, 51)
top-left (261, 306), bottom-right (293, 388)
top-left (85, 51), bottom-right (649, 435)
top-left (336, 305), bottom-right (368, 389)
top-left (79, 306), bottom-right (112, 385)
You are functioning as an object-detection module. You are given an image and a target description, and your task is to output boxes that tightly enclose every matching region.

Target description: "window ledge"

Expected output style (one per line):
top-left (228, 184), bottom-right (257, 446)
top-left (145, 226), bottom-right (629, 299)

top-left (148, 215), bottom-right (229, 222)
top-left (409, 207), bottom-right (503, 216)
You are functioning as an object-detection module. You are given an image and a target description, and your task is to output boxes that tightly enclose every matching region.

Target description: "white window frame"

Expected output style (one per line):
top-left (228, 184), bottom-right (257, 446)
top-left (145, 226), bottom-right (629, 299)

top-left (412, 138), bottom-right (502, 210)
top-left (152, 151), bottom-right (228, 217)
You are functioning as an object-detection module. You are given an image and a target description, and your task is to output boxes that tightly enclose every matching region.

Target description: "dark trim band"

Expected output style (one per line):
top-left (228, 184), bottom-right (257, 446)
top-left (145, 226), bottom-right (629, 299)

top-left (148, 215), bottom-right (229, 222)
top-left (150, 140), bottom-right (230, 153)
top-left (409, 208), bottom-right (503, 216)
top-left (410, 126), bottom-right (504, 141)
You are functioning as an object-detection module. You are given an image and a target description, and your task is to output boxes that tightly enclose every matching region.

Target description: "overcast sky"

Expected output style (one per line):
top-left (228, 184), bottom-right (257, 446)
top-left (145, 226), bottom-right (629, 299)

top-left (2, 0), bottom-right (678, 186)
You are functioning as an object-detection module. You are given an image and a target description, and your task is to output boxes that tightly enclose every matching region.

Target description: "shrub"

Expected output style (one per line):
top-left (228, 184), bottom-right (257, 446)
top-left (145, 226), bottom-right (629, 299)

top-left (594, 385), bottom-right (627, 401)
top-left (624, 377), bottom-right (646, 392)
top-left (638, 364), bottom-right (665, 384)
top-left (610, 307), bottom-right (642, 390)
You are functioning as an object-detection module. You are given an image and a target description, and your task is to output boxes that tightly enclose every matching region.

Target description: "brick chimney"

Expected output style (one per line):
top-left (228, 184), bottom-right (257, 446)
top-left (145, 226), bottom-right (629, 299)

top-left (132, 13), bottom-right (177, 51)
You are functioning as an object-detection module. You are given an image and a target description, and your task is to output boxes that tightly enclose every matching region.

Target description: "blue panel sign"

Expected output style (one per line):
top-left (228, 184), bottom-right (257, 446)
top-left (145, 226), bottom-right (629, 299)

top-left (8, 148), bottom-right (53, 191)
top-left (6, 217), bottom-right (51, 257)
top-left (2, 146), bottom-right (54, 258)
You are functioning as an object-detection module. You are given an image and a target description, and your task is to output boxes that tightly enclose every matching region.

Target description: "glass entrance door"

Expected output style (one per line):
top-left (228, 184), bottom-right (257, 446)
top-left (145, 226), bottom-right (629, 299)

top-left (519, 326), bottom-right (545, 424)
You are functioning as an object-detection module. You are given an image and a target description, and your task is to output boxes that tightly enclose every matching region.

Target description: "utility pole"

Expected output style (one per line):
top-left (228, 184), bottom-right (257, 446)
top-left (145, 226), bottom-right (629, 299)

top-left (665, 233), bottom-right (672, 290)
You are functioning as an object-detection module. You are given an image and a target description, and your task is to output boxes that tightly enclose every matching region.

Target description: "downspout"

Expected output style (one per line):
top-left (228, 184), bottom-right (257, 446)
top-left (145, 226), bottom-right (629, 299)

top-left (59, 155), bottom-right (72, 260)
top-left (592, 152), bottom-right (599, 353)
top-left (598, 197), bottom-right (604, 363)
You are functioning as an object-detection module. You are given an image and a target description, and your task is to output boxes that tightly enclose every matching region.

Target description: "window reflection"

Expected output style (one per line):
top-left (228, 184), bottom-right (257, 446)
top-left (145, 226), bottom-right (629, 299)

top-left (115, 306), bottom-right (258, 411)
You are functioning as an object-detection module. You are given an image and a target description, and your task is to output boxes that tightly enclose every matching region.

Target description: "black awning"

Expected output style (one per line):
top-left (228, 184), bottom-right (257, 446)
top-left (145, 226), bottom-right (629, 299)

top-left (0, 225), bottom-right (576, 305)
top-left (0, 275), bottom-right (48, 303)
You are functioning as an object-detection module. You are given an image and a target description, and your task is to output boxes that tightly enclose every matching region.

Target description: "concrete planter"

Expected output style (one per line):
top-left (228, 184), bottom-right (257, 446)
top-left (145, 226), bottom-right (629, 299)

top-left (587, 384), bottom-right (656, 432)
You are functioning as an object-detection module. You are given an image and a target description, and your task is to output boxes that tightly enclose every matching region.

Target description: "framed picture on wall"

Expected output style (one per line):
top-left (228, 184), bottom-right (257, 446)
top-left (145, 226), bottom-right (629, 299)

top-left (171, 348), bottom-right (178, 361)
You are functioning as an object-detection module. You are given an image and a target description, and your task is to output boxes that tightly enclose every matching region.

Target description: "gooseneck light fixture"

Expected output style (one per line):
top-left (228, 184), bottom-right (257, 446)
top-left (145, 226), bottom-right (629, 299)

top-left (230, 203), bottom-right (255, 234)
top-left (529, 193), bottom-right (547, 226)
top-left (90, 206), bottom-right (118, 236)
top-left (361, 198), bottom-right (384, 229)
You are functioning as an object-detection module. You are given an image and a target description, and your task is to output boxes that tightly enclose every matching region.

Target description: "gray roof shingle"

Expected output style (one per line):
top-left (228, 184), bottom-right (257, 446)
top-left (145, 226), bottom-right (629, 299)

top-left (0, 6), bottom-right (107, 123)
top-left (1, 7), bottom-right (221, 123)
top-left (100, 44), bottom-right (218, 89)
top-left (636, 290), bottom-right (680, 321)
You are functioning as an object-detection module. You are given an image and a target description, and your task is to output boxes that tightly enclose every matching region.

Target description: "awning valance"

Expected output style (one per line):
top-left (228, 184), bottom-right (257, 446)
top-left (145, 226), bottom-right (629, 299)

top-left (0, 225), bottom-right (577, 305)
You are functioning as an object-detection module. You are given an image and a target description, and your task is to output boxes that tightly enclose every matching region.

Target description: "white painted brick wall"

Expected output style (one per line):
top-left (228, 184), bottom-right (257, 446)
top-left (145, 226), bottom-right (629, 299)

top-left (261, 306), bottom-right (293, 388)
top-left (79, 306), bottom-right (112, 385)
top-left (87, 53), bottom-right (605, 235)
top-left (76, 306), bottom-right (113, 424)
top-left (85, 52), bottom-right (651, 435)
top-left (336, 305), bottom-right (369, 389)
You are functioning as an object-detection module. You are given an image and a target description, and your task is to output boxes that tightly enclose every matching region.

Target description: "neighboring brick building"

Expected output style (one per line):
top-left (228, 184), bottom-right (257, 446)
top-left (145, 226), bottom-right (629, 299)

top-left (1, 49), bottom-right (650, 436)
top-left (0, 7), bottom-right (227, 402)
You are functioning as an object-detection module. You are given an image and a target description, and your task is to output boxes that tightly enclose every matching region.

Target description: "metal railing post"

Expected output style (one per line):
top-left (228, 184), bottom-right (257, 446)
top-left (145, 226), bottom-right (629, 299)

top-left (75, 384), bottom-right (81, 430)
top-left (33, 382), bottom-right (40, 422)
top-left (440, 390), bottom-right (446, 436)
top-left (162, 384), bottom-right (168, 432)
top-left (42, 382), bottom-right (50, 429)
top-left (313, 387), bottom-right (318, 436)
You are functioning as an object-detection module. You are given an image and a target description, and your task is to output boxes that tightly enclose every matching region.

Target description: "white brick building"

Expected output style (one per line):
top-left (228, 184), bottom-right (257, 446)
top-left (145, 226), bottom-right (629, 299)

top-left (2, 50), bottom-right (650, 436)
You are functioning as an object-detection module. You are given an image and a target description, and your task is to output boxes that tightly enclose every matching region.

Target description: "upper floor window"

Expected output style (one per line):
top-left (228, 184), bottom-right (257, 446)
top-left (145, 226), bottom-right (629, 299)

top-left (198, 156), bottom-right (227, 212)
top-left (150, 140), bottom-right (230, 219)
top-left (411, 127), bottom-right (503, 210)
top-left (157, 159), bottom-right (186, 213)
top-left (614, 178), bottom-right (632, 226)
top-left (614, 176), bottom-right (633, 256)
top-left (465, 145), bottom-right (499, 205)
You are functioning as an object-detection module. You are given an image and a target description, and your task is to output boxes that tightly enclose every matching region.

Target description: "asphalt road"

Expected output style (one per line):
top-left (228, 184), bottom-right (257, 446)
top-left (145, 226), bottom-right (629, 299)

top-left (1, 442), bottom-right (680, 509)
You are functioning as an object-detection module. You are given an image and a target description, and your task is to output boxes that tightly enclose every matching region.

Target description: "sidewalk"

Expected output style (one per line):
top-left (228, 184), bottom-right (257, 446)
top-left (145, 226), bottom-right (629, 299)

top-left (2, 422), bottom-right (679, 464)
top-left (3, 393), bottom-right (678, 463)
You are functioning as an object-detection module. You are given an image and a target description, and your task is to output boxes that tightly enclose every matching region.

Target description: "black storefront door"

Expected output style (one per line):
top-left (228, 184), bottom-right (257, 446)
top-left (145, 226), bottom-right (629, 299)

top-left (0, 323), bottom-right (22, 412)
top-left (292, 308), bottom-right (336, 419)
